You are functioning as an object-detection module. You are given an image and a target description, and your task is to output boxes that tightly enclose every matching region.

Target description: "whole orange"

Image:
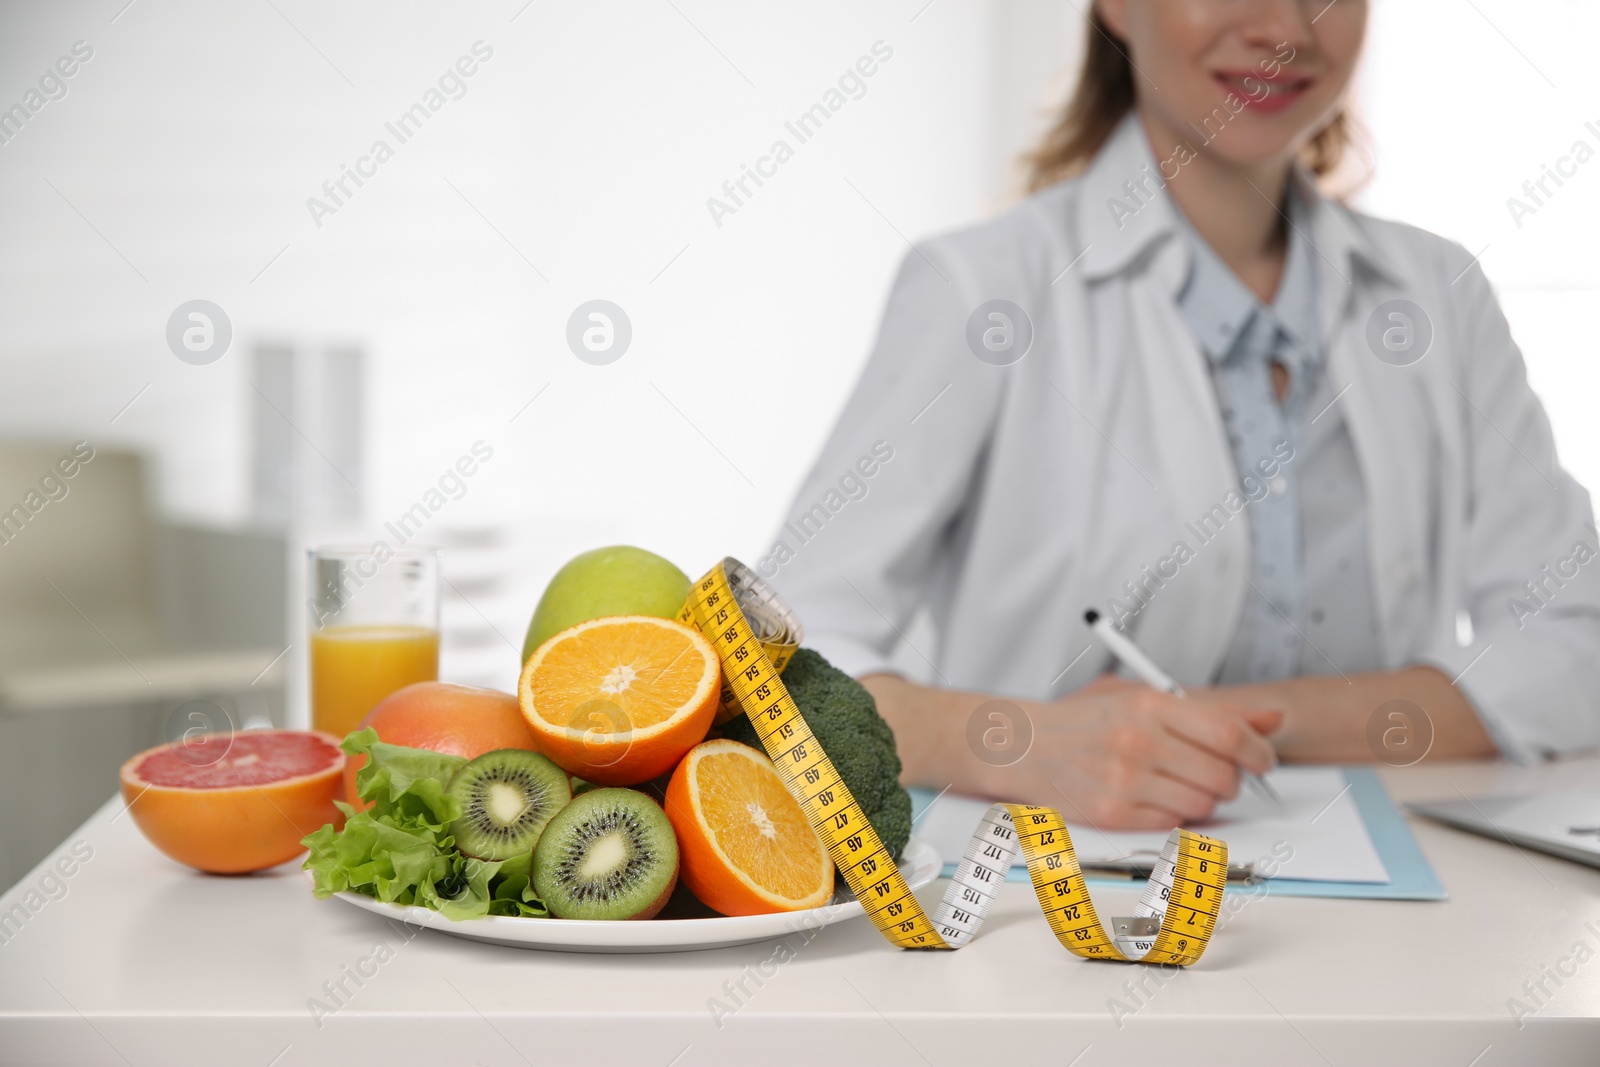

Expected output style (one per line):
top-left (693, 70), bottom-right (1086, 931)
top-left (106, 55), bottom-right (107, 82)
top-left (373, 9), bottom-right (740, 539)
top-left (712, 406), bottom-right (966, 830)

top-left (344, 681), bottom-right (539, 807)
top-left (119, 730), bottom-right (346, 874)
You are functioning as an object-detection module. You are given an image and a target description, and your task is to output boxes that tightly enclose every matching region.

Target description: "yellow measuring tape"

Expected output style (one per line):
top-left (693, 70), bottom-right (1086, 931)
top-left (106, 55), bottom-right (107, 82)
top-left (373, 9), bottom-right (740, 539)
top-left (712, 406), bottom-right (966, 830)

top-left (680, 558), bottom-right (1228, 964)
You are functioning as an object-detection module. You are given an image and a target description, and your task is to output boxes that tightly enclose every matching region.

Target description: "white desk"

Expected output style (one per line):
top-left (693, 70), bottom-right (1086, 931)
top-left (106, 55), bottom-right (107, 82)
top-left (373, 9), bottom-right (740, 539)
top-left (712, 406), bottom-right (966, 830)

top-left (3, 757), bottom-right (1598, 1066)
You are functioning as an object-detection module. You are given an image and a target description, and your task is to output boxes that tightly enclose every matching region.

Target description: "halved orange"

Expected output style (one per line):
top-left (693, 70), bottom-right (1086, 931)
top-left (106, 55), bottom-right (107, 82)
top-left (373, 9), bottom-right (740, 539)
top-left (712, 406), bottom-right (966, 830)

top-left (518, 615), bottom-right (720, 786)
top-left (664, 739), bottom-right (835, 915)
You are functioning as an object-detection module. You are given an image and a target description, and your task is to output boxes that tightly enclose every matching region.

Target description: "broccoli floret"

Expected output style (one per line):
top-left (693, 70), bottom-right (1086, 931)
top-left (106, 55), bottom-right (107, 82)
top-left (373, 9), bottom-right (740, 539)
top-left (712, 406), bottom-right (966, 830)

top-left (719, 647), bottom-right (913, 862)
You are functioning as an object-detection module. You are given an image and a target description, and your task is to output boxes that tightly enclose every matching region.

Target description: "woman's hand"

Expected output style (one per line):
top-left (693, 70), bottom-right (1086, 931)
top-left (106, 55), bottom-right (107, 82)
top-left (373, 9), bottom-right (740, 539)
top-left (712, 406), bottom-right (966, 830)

top-left (1027, 675), bottom-right (1281, 830)
top-left (864, 672), bottom-right (1281, 831)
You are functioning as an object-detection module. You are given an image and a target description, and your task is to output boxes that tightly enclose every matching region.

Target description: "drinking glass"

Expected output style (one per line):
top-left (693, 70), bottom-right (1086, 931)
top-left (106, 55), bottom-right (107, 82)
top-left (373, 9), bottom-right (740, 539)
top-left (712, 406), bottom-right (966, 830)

top-left (308, 545), bottom-right (440, 739)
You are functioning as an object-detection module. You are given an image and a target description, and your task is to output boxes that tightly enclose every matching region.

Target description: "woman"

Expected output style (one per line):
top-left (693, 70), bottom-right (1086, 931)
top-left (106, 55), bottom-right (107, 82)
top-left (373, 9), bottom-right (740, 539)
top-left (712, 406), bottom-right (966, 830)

top-left (769, 0), bottom-right (1600, 830)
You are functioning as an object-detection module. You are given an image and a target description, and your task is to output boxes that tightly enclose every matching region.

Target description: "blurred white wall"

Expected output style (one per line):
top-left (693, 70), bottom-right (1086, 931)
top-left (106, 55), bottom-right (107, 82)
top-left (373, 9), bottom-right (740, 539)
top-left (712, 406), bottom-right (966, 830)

top-left (1, 0), bottom-right (1595, 696)
top-left (0, 0), bottom-right (1040, 694)
top-left (0, 1), bottom-right (999, 532)
top-left (1357, 0), bottom-right (1600, 494)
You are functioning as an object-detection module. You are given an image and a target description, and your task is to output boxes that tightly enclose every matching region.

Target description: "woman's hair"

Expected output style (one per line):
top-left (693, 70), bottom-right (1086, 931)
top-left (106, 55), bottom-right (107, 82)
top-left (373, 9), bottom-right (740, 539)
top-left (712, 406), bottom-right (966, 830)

top-left (1024, 9), bottom-right (1356, 192)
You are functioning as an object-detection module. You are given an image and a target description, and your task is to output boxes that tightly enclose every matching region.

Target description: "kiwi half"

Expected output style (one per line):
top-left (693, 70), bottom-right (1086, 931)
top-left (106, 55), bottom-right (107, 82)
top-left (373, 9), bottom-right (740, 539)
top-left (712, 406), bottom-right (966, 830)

top-left (447, 749), bottom-right (572, 860)
top-left (532, 788), bottom-right (679, 920)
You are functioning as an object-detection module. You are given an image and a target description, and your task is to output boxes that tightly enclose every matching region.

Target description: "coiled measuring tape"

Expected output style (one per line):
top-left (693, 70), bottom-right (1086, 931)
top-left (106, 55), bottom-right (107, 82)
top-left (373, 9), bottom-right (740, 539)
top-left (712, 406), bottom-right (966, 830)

top-left (679, 558), bottom-right (1228, 964)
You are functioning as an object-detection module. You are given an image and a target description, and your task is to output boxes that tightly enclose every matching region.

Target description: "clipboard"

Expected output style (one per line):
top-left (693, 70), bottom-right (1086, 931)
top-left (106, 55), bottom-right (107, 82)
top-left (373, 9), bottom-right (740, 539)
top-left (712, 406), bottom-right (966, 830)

top-left (908, 766), bottom-right (1445, 901)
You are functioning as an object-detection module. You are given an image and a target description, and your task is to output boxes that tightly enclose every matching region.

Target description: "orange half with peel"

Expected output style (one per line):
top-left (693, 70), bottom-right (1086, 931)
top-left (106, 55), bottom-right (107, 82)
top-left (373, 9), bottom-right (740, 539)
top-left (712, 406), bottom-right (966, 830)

top-left (518, 615), bottom-right (720, 786)
top-left (665, 739), bottom-right (835, 915)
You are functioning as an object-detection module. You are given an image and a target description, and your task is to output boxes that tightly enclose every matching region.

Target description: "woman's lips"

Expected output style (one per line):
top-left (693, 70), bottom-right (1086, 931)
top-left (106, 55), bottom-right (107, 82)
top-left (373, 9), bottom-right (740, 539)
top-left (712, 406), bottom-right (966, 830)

top-left (1212, 71), bottom-right (1314, 114)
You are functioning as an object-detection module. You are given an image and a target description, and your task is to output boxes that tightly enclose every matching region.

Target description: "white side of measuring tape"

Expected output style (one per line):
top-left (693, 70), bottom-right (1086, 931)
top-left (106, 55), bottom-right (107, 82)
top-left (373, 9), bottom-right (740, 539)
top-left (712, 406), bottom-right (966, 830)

top-left (933, 806), bottom-right (1188, 960)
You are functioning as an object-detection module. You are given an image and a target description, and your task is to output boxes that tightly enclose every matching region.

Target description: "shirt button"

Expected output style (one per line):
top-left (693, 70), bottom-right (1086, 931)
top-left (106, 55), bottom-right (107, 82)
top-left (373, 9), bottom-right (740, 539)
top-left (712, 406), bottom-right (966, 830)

top-left (1268, 476), bottom-right (1288, 496)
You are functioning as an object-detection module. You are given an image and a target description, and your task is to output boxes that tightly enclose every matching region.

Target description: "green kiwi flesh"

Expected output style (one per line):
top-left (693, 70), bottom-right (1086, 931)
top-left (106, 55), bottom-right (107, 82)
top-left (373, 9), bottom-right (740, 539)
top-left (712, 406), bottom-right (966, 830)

top-left (531, 787), bottom-right (679, 920)
top-left (447, 749), bottom-right (572, 860)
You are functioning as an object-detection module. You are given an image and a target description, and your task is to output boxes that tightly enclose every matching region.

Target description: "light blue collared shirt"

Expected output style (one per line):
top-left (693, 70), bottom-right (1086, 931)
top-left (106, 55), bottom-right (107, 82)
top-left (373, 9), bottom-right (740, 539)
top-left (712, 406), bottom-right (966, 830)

top-left (1176, 191), bottom-right (1383, 683)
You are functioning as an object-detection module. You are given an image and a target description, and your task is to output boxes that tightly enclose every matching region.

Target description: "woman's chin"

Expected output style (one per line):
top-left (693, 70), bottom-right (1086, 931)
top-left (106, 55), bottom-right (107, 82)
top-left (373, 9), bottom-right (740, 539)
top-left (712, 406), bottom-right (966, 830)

top-left (1186, 126), bottom-right (1314, 175)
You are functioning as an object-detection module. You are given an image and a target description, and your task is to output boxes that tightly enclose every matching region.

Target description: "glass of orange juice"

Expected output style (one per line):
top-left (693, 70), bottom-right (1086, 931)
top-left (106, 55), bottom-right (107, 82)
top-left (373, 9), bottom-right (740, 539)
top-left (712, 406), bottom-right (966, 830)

top-left (308, 545), bottom-right (441, 739)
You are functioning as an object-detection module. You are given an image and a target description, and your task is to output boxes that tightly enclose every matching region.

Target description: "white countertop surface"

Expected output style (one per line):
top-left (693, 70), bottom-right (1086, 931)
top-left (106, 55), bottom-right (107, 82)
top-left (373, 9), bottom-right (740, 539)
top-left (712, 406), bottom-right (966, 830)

top-left (3, 756), bottom-right (1599, 1066)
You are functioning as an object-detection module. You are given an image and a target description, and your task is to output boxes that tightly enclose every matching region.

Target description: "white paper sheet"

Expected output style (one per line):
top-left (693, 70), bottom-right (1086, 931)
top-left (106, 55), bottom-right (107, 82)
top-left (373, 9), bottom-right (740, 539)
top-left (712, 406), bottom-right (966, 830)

top-left (913, 766), bottom-right (1391, 884)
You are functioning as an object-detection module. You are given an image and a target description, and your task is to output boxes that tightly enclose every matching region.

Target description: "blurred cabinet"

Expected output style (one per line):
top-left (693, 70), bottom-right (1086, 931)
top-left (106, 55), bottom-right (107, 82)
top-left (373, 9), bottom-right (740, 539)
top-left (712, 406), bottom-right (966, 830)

top-left (0, 443), bottom-right (289, 891)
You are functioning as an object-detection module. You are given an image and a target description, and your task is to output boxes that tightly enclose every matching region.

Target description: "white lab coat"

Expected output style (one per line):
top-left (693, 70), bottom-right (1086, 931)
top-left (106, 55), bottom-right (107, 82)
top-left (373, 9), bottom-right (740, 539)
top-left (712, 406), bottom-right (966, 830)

top-left (766, 115), bottom-right (1600, 763)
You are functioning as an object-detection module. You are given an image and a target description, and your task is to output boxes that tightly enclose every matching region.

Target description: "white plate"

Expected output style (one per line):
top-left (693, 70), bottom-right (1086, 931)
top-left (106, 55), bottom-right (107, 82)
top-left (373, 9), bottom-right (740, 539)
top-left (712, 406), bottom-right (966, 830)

top-left (328, 836), bottom-right (941, 953)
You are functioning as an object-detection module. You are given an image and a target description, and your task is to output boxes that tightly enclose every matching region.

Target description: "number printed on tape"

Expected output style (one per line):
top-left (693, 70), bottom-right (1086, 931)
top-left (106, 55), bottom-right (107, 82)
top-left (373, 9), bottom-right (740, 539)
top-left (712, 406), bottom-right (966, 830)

top-left (680, 559), bottom-right (1230, 964)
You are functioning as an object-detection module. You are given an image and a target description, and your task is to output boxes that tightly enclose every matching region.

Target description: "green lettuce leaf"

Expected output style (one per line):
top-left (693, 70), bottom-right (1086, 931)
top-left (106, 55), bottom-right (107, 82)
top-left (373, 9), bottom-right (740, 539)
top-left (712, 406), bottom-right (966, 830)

top-left (302, 728), bottom-right (549, 919)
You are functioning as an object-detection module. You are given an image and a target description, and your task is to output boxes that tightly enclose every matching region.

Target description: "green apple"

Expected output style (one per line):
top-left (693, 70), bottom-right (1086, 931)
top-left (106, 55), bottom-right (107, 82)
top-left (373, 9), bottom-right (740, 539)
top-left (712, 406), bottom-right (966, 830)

top-left (521, 546), bottom-right (692, 664)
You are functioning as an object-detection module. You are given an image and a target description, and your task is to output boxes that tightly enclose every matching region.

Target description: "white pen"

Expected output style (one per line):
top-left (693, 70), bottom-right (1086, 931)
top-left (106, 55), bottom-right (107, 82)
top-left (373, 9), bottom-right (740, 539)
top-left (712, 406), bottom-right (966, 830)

top-left (1083, 608), bottom-right (1284, 807)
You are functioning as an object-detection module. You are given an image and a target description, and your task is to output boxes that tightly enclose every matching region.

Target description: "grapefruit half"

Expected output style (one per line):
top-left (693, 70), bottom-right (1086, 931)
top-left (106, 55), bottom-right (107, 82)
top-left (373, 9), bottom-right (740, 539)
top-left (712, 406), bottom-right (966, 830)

top-left (119, 730), bottom-right (346, 874)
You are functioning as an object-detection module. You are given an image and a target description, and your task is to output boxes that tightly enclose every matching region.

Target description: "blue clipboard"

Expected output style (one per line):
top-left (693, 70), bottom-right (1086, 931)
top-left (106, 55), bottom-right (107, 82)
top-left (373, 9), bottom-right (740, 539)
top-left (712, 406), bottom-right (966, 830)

top-left (910, 766), bottom-right (1445, 901)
